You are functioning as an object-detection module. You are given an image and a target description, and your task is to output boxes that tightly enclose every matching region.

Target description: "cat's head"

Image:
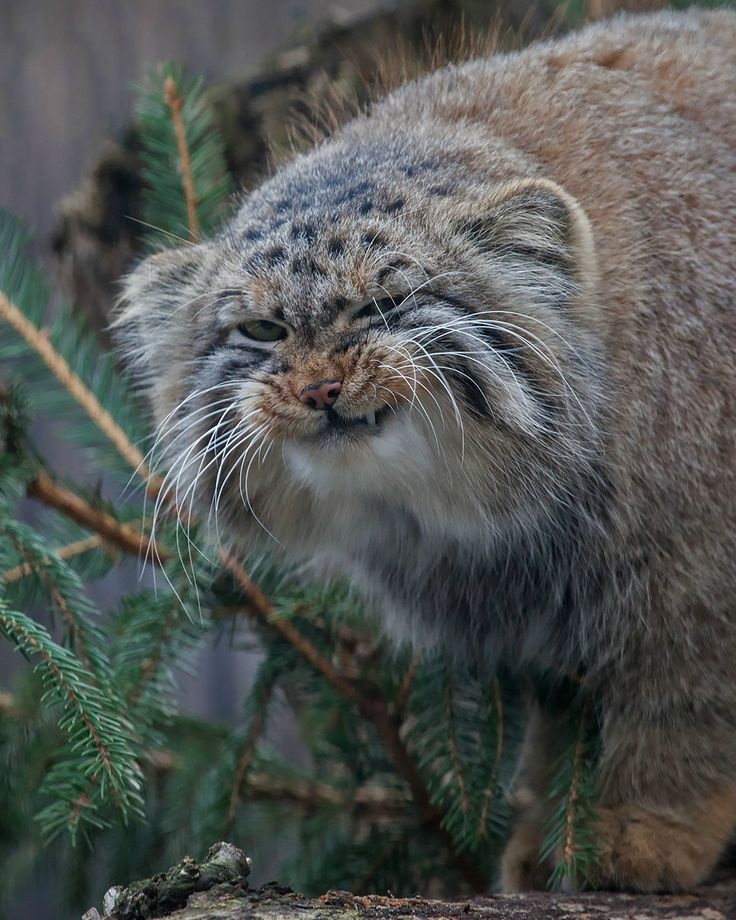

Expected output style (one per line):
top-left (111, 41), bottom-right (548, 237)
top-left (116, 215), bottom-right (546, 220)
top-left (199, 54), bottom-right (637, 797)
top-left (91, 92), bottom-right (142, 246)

top-left (116, 133), bottom-right (602, 544)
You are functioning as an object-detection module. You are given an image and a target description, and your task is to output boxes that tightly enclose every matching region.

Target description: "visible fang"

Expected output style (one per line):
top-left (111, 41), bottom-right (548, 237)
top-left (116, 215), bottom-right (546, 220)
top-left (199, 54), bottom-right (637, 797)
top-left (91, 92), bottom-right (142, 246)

top-left (366, 410), bottom-right (376, 426)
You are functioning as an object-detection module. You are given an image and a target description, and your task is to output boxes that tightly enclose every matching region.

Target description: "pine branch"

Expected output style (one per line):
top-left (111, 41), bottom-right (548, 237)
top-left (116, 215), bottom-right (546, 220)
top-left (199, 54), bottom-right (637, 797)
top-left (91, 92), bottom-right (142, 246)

top-left (222, 553), bottom-right (485, 888)
top-left (0, 290), bottom-right (148, 477)
top-left (477, 679), bottom-right (504, 843)
top-left (542, 700), bottom-right (599, 889)
top-left (0, 603), bottom-right (143, 839)
top-left (137, 64), bottom-right (232, 248)
top-left (226, 673), bottom-right (277, 828)
top-left (222, 552), bottom-right (359, 703)
top-left (164, 76), bottom-right (200, 241)
top-left (0, 522), bottom-right (97, 675)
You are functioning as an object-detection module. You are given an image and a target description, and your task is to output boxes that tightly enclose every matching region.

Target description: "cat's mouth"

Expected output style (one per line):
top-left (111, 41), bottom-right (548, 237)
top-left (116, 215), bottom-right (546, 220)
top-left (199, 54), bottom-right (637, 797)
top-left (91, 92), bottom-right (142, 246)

top-left (320, 405), bottom-right (392, 437)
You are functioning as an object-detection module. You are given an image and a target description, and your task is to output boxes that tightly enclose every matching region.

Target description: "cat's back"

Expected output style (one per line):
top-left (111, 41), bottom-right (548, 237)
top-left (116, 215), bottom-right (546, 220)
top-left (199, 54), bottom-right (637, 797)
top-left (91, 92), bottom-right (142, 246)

top-left (376, 9), bottom-right (735, 155)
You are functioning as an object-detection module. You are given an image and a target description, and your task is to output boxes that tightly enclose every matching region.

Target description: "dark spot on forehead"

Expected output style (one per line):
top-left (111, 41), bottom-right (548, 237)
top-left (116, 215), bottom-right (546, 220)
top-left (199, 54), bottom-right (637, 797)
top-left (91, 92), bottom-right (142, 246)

top-left (290, 255), bottom-right (326, 276)
top-left (429, 184), bottom-right (452, 197)
top-left (327, 237), bottom-right (345, 256)
top-left (241, 227), bottom-right (264, 242)
top-left (402, 159), bottom-right (438, 178)
top-left (272, 198), bottom-right (290, 214)
top-left (290, 221), bottom-right (318, 243)
top-left (263, 245), bottom-right (287, 266)
top-left (376, 258), bottom-right (410, 284)
top-left (383, 198), bottom-right (405, 214)
top-left (359, 199), bottom-right (374, 216)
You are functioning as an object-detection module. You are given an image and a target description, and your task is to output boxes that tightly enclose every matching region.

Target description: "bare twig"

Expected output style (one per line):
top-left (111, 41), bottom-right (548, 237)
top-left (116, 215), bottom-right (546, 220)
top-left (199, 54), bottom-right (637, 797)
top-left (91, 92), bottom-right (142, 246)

top-left (27, 471), bottom-right (167, 565)
top-left (226, 681), bottom-right (276, 829)
top-left (221, 552), bottom-right (360, 704)
top-left (1, 534), bottom-right (104, 583)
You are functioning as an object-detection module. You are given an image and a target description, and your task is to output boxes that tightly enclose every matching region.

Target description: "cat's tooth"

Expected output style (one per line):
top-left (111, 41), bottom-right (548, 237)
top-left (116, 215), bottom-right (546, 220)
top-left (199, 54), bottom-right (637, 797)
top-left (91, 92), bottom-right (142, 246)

top-left (366, 410), bottom-right (376, 426)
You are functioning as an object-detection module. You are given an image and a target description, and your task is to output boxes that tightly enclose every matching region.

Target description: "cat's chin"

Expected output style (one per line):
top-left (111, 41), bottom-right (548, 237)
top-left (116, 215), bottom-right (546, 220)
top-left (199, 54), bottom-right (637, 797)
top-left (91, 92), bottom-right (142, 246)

top-left (281, 410), bottom-right (435, 498)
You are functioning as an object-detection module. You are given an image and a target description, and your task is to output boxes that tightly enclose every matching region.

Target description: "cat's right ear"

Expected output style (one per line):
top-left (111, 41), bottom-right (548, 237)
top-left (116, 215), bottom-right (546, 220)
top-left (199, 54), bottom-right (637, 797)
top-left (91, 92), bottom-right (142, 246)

top-left (113, 243), bottom-right (211, 381)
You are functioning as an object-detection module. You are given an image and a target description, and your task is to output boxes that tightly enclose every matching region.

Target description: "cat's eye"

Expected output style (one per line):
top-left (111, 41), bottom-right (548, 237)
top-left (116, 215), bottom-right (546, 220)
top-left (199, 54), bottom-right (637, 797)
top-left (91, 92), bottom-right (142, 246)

top-left (352, 297), bottom-right (400, 322)
top-left (237, 319), bottom-right (288, 342)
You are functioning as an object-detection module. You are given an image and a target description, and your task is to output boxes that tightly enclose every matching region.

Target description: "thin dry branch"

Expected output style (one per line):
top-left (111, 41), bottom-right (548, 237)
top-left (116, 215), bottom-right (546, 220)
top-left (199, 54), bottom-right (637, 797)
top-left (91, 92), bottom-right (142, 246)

top-left (0, 291), bottom-right (149, 476)
top-left (164, 76), bottom-right (200, 242)
top-left (227, 681), bottom-right (276, 829)
top-left (1, 534), bottom-right (104, 583)
top-left (27, 471), bottom-right (167, 564)
top-left (221, 551), bottom-right (360, 704)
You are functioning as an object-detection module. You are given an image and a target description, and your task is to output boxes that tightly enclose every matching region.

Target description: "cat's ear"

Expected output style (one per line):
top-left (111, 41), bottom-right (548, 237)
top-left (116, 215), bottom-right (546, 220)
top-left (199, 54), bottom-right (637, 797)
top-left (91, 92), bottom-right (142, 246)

top-left (453, 178), bottom-right (597, 312)
top-left (113, 242), bottom-right (212, 378)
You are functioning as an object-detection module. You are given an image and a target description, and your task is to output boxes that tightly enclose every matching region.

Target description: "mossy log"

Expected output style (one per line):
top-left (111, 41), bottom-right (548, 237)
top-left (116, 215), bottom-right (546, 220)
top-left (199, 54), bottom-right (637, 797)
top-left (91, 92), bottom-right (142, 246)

top-left (84, 843), bottom-right (736, 920)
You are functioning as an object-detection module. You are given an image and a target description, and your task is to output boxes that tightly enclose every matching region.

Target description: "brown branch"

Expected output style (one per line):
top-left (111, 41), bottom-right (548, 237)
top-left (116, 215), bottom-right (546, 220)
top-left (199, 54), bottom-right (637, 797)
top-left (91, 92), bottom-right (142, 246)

top-left (221, 552), bottom-right (361, 705)
top-left (2, 534), bottom-right (104, 583)
top-left (226, 680), bottom-right (276, 830)
top-left (562, 708), bottom-right (589, 875)
top-left (27, 470), bottom-right (168, 565)
top-left (222, 553), bottom-right (484, 890)
top-left (395, 656), bottom-right (419, 715)
top-left (0, 291), bottom-right (150, 477)
top-left (164, 76), bottom-right (200, 241)
top-left (147, 746), bottom-right (408, 815)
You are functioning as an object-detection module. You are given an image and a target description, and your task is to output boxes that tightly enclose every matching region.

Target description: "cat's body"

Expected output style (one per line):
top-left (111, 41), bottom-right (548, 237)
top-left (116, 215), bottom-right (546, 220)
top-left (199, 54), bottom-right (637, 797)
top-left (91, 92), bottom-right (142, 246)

top-left (119, 10), bottom-right (736, 892)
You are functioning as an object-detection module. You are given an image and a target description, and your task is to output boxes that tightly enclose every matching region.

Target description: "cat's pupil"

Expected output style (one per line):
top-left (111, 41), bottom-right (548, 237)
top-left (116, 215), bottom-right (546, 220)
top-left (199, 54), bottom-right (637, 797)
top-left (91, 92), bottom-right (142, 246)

top-left (238, 319), bottom-right (287, 342)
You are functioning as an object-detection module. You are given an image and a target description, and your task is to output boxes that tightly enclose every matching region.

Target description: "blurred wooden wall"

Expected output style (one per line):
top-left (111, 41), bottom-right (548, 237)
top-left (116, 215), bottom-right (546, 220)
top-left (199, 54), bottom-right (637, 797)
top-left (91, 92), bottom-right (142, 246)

top-left (1, 0), bottom-right (384, 249)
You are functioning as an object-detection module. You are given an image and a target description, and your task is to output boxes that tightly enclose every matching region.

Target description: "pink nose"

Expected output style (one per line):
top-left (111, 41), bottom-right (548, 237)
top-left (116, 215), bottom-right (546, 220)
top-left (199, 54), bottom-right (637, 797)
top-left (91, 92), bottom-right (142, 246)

top-left (299, 380), bottom-right (342, 410)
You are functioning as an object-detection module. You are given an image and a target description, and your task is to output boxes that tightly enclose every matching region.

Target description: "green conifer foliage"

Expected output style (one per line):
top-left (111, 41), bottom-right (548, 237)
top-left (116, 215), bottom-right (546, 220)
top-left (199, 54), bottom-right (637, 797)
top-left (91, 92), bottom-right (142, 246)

top-left (0, 64), bottom-right (600, 915)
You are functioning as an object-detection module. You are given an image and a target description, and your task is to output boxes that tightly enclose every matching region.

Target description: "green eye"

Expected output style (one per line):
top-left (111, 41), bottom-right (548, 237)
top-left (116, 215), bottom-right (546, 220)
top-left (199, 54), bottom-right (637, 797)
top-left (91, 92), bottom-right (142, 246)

top-left (353, 297), bottom-right (398, 321)
top-left (237, 319), bottom-right (288, 342)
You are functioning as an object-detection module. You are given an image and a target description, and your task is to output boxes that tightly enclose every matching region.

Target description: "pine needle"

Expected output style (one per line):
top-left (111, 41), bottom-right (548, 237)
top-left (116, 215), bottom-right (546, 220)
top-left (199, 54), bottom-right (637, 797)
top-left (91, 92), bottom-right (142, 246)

top-left (0, 292), bottom-right (148, 475)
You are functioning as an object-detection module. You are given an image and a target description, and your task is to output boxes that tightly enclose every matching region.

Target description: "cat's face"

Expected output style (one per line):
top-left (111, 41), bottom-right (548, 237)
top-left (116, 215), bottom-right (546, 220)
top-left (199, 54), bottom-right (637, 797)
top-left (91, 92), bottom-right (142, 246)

top-left (118, 140), bottom-right (600, 545)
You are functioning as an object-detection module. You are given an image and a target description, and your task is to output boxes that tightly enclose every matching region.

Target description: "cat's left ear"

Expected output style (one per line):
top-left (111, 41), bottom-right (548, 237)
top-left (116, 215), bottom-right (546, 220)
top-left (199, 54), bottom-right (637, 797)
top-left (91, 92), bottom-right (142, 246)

top-left (453, 178), bottom-right (598, 312)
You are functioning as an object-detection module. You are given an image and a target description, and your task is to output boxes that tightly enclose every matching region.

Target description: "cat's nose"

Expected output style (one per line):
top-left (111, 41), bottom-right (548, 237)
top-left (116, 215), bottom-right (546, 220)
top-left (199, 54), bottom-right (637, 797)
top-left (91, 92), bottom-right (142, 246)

top-left (299, 380), bottom-right (342, 410)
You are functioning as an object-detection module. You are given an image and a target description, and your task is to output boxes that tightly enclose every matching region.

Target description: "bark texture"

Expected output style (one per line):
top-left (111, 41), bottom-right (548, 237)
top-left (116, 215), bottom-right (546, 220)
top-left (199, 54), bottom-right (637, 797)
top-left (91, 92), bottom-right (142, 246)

top-left (86, 845), bottom-right (736, 920)
top-left (96, 878), bottom-right (736, 920)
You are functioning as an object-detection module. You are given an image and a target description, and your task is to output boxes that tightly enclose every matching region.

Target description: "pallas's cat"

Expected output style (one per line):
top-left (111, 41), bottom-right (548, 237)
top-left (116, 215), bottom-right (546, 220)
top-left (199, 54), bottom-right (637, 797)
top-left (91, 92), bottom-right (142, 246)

top-left (118, 10), bottom-right (736, 892)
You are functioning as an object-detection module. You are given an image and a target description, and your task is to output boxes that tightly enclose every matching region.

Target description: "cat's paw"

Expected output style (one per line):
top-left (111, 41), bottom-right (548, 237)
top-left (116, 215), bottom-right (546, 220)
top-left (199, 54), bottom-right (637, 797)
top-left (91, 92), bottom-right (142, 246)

top-left (500, 817), bottom-right (550, 891)
top-left (590, 804), bottom-right (724, 892)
